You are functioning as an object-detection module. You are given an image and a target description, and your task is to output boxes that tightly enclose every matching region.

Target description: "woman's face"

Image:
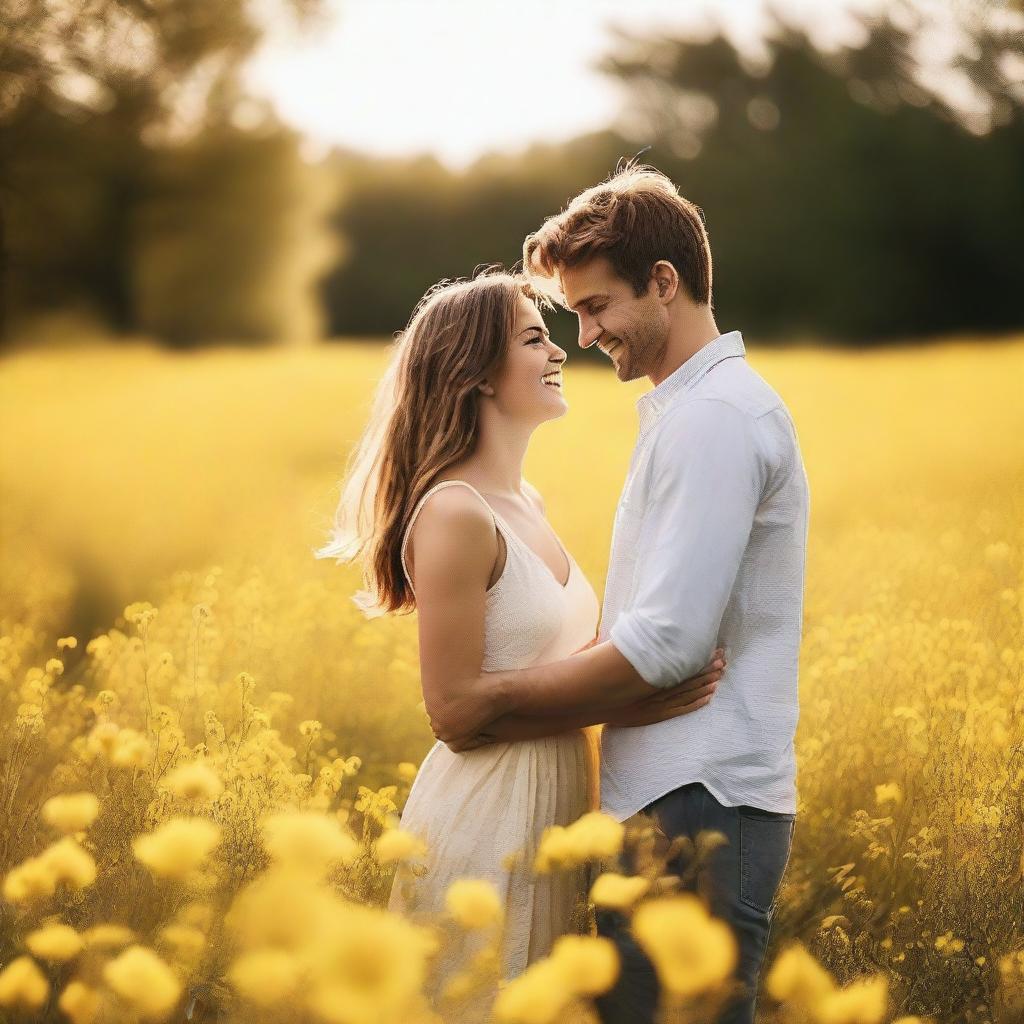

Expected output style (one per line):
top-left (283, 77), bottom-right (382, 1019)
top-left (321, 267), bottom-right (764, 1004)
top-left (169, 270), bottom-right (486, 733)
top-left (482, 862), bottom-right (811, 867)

top-left (487, 295), bottom-right (568, 422)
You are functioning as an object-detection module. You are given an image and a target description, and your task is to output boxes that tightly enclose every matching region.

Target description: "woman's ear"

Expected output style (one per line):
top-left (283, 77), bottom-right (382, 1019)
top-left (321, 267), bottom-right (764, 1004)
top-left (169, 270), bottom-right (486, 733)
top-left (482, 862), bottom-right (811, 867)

top-left (477, 380), bottom-right (495, 397)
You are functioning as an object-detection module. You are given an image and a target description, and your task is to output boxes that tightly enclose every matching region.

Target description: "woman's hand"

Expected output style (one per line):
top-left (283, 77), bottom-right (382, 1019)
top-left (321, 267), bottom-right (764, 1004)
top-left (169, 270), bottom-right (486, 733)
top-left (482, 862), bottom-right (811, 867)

top-left (602, 648), bottom-right (727, 728)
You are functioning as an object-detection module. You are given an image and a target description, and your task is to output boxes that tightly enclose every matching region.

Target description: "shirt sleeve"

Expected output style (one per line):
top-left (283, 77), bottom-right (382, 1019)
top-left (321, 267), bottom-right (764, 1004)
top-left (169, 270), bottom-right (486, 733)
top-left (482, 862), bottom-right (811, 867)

top-left (608, 398), bottom-right (768, 688)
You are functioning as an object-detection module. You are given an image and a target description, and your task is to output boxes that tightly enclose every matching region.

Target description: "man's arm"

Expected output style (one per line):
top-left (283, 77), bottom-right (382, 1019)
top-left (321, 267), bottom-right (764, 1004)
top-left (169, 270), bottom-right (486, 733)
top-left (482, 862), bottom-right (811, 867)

top-left (491, 398), bottom-right (767, 718)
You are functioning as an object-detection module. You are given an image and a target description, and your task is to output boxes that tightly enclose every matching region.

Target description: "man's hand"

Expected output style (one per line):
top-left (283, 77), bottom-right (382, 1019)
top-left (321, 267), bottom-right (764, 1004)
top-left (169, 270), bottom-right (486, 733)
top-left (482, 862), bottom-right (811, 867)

top-left (602, 648), bottom-right (726, 728)
top-left (426, 672), bottom-right (504, 745)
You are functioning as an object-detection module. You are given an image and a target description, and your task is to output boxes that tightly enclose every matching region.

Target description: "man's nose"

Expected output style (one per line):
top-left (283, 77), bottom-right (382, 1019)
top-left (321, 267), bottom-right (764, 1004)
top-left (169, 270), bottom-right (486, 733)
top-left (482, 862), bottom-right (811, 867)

top-left (578, 319), bottom-right (602, 350)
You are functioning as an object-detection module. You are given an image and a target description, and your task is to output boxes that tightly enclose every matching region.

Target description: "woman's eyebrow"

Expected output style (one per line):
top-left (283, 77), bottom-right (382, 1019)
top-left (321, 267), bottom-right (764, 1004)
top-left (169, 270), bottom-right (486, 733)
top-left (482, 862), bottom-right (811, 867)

top-left (516, 325), bottom-right (549, 338)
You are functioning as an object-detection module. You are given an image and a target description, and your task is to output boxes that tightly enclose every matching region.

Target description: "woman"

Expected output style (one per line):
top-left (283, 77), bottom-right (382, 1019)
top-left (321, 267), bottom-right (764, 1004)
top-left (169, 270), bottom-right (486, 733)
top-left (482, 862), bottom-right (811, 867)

top-left (315, 268), bottom-right (724, 1018)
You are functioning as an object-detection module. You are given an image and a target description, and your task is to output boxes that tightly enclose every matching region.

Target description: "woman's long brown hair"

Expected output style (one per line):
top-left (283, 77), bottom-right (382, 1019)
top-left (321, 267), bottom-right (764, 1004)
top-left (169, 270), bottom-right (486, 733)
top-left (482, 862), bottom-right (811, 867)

top-left (314, 267), bottom-right (542, 617)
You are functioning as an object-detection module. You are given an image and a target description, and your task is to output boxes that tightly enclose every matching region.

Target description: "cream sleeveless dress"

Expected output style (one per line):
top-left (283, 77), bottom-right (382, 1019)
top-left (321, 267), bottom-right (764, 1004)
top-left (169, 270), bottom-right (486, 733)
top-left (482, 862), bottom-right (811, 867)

top-left (388, 480), bottom-right (602, 1021)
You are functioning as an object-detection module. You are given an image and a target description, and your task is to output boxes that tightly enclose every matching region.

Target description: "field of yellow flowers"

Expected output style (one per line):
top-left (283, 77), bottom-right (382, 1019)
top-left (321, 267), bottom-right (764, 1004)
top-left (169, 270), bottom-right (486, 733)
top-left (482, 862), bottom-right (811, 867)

top-left (0, 335), bottom-right (1021, 1024)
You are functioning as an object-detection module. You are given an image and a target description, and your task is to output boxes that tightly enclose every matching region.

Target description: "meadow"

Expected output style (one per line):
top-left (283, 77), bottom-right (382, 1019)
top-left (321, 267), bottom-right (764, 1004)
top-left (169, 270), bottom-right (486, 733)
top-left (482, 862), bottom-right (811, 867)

top-left (0, 336), bottom-right (1021, 1024)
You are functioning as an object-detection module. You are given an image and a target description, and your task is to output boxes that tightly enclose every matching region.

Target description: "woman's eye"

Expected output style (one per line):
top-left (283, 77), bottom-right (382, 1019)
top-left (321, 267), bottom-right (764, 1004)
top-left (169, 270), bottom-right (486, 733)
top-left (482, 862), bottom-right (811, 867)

top-left (527, 337), bottom-right (543, 344)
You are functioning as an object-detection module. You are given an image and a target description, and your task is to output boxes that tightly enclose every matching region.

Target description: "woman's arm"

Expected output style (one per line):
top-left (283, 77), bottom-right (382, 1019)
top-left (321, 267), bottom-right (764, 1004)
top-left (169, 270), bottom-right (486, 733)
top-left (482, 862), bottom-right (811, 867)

top-left (406, 487), bottom-right (517, 739)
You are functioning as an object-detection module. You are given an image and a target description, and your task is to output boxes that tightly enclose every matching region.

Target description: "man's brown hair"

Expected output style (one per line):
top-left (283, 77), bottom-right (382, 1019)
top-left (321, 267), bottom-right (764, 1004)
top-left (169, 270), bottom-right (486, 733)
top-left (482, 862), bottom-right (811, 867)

top-left (523, 160), bottom-right (713, 307)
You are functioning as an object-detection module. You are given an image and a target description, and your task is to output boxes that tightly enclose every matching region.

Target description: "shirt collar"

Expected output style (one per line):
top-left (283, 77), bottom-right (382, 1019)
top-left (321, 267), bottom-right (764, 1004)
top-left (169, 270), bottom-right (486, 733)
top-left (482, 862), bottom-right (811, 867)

top-left (636, 330), bottom-right (746, 433)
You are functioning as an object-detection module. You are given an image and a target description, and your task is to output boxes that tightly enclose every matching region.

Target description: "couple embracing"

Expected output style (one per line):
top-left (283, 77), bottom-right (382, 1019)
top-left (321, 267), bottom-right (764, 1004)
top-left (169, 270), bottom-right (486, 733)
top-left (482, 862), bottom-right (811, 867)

top-left (318, 161), bottom-right (810, 1024)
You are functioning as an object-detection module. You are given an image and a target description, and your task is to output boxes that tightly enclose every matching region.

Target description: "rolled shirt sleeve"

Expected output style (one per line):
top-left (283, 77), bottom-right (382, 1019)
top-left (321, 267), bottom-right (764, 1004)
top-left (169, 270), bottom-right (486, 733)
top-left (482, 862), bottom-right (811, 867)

top-left (608, 398), bottom-right (769, 688)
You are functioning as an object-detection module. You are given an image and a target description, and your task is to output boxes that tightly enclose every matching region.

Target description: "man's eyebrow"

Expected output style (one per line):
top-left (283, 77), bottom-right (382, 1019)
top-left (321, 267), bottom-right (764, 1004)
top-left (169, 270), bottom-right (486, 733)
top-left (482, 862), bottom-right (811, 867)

top-left (566, 293), bottom-right (608, 313)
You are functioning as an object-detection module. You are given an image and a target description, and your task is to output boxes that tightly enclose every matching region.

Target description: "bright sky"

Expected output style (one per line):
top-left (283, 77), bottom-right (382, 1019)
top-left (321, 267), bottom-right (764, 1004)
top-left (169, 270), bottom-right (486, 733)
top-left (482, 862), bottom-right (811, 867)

top-left (243, 0), bottom-right (976, 168)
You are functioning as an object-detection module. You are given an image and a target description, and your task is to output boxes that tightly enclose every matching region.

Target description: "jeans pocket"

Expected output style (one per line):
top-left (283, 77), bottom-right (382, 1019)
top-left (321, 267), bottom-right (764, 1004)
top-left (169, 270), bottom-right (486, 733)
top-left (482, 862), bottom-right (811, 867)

top-left (738, 810), bottom-right (795, 916)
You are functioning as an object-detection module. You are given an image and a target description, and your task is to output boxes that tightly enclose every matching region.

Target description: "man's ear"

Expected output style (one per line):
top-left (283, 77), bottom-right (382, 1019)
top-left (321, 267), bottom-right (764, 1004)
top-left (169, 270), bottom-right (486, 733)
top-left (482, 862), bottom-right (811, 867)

top-left (650, 261), bottom-right (679, 304)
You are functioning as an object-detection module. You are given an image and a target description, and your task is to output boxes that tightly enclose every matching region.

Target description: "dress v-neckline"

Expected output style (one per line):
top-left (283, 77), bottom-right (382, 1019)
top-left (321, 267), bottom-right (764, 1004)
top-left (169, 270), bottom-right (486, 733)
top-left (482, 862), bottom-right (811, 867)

top-left (449, 481), bottom-right (574, 590)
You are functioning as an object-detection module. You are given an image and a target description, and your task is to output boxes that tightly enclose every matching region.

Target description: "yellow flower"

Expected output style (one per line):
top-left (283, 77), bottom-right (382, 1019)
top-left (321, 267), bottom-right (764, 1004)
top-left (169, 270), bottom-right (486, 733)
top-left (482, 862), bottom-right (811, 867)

top-left (397, 761), bottom-right (418, 782)
top-left (303, 903), bottom-right (438, 1024)
top-left (493, 957), bottom-right (570, 1023)
top-left (765, 942), bottom-right (836, 1007)
top-left (534, 811), bottom-right (624, 873)
top-left (41, 792), bottom-right (100, 833)
top-left (445, 878), bottom-right (504, 929)
top-left (262, 811), bottom-right (360, 874)
top-left (874, 783), bottom-right (903, 806)
top-left (354, 784), bottom-right (398, 825)
top-left (374, 827), bottom-right (427, 864)
top-left (25, 922), bottom-right (85, 961)
top-left (57, 636), bottom-right (78, 650)
top-left (631, 895), bottom-right (737, 998)
top-left (3, 855), bottom-right (57, 903)
top-left (111, 728), bottom-right (151, 767)
top-left (934, 931), bottom-right (965, 954)
top-left (132, 818), bottom-right (221, 880)
top-left (815, 975), bottom-right (888, 1024)
top-left (0, 955), bottom-right (49, 1009)
top-left (590, 872), bottom-right (650, 910)
top-left (228, 949), bottom-right (303, 1006)
top-left (164, 761), bottom-right (224, 801)
top-left (58, 980), bottom-right (102, 1024)
top-left (104, 945), bottom-right (181, 1021)
top-left (83, 924), bottom-right (137, 949)
top-left (549, 935), bottom-right (619, 996)
top-left (299, 719), bottom-right (323, 737)
top-left (87, 721), bottom-right (120, 757)
top-left (42, 837), bottom-right (97, 890)
top-left (158, 924), bottom-right (206, 962)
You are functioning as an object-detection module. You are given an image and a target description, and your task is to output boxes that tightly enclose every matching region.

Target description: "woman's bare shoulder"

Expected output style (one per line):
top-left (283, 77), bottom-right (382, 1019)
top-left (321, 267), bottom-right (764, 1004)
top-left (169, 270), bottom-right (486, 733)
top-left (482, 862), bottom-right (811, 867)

top-left (406, 483), bottom-right (496, 571)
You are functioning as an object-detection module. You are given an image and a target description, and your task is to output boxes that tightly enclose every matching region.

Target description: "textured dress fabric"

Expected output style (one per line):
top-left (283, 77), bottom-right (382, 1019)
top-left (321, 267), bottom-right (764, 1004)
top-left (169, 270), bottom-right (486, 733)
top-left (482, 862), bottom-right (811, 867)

top-left (388, 480), bottom-right (602, 1022)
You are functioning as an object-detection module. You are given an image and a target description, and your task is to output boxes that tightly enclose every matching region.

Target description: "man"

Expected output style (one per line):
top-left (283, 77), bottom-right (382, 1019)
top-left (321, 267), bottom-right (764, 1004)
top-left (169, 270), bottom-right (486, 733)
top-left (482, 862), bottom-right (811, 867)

top-left (434, 161), bottom-right (810, 1024)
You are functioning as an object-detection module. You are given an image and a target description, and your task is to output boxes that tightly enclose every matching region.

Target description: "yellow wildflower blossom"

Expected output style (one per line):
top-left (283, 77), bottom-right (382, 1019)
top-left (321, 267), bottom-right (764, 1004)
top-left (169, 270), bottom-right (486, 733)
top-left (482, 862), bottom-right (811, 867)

top-left (83, 924), bottom-right (137, 949)
top-left (228, 949), bottom-right (303, 1006)
top-left (815, 975), bottom-right (889, 1024)
top-left (262, 811), bottom-right (359, 874)
top-left (590, 872), bottom-right (650, 910)
top-left (25, 922), bottom-right (85, 961)
top-left (132, 817), bottom-right (221, 880)
top-left (303, 903), bottom-right (437, 1024)
top-left (631, 894), bottom-right (737, 998)
top-left (41, 792), bottom-right (100, 833)
top-left (765, 942), bottom-right (836, 1007)
top-left (375, 827), bottom-right (427, 864)
top-left (493, 957), bottom-right (570, 1023)
top-left (549, 934), bottom-right (619, 996)
top-left (874, 783), bottom-right (903, 805)
top-left (445, 878), bottom-right (504, 929)
top-left (164, 761), bottom-right (224, 801)
top-left (0, 955), bottom-right (49, 1009)
top-left (58, 980), bottom-right (102, 1024)
top-left (534, 811), bottom-right (624, 872)
top-left (104, 945), bottom-right (181, 1021)
top-left (3, 855), bottom-right (57, 903)
top-left (42, 837), bottom-right (96, 889)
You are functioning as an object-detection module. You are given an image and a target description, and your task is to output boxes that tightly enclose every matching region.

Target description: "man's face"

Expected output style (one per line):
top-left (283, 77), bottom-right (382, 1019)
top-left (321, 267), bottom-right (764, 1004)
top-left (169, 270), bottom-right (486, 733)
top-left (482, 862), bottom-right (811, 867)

top-left (559, 255), bottom-right (668, 383)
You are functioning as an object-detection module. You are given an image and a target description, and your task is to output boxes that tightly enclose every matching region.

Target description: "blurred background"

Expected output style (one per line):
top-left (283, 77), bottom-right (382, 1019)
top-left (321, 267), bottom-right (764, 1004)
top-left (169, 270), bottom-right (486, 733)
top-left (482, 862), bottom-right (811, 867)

top-left (2, 0), bottom-right (1022, 351)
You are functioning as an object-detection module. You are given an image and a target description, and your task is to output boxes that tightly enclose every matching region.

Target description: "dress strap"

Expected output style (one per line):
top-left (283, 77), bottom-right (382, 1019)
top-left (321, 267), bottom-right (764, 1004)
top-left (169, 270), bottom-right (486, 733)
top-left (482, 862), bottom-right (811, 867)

top-left (399, 480), bottom-right (503, 598)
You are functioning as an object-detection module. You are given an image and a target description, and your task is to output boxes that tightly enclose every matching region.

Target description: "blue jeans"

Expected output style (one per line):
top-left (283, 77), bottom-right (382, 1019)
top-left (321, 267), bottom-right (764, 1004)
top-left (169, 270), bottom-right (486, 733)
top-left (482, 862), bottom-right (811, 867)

top-left (594, 782), bottom-right (795, 1024)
